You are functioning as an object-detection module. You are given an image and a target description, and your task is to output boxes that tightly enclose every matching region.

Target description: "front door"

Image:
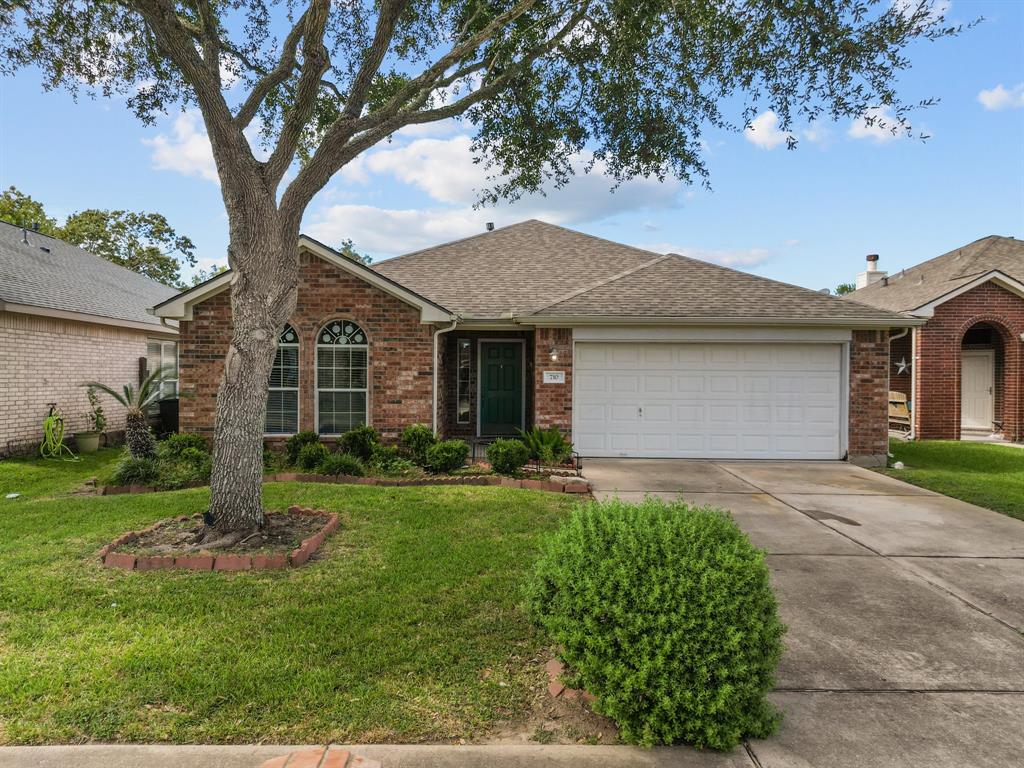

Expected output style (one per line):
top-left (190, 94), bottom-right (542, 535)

top-left (479, 342), bottom-right (523, 435)
top-left (961, 350), bottom-right (994, 431)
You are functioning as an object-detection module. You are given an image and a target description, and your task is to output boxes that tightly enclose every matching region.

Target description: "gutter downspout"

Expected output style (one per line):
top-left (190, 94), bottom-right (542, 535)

top-left (432, 317), bottom-right (460, 435)
top-left (889, 327), bottom-right (912, 441)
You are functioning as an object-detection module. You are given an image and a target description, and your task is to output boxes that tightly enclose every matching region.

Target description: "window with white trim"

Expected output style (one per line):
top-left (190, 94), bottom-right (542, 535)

top-left (147, 340), bottom-right (178, 399)
top-left (266, 324), bottom-right (300, 435)
top-left (456, 339), bottom-right (471, 424)
top-left (316, 320), bottom-right (368, 434)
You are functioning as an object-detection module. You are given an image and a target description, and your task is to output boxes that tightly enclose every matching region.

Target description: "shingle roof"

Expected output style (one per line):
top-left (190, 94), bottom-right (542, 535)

top-left (0, 220), bottom-right (178, 328)
top-left (846, 235), bottom-right (1024, 313)
top-left (374, 219), bottom-right (914, 324)
top-left (531, 251), bottom-right (911, 320)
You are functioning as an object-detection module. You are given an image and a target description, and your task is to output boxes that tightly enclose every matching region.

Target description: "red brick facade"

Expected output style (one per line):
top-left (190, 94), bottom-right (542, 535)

top-left (178, 251), bottom-right (435, 440)
top-left (533, 328), bottom-right (573, 436)
top-left (848, 329), bottom-right (891, 463)
top-left (910, 282), bottom-right (1024, 441)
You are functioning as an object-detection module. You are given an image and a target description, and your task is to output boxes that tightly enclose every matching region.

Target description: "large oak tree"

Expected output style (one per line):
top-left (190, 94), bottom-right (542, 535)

top-left (1, 0), bottom-right (961, 535)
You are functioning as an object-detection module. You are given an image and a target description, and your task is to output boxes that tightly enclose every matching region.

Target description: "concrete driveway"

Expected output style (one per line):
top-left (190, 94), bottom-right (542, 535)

top-left (586, 459), bottom-right (1024, 767)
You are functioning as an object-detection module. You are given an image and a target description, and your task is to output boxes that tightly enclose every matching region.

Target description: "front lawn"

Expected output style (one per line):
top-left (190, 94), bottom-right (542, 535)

top-left (881, 439), bottom-right (1024, 521)
top-left (0, 450), bottom-right (575, 744)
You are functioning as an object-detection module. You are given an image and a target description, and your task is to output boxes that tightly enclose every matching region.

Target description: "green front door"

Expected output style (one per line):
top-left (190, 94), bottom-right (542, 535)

top-left (480, 342), bottom-right (523, 435)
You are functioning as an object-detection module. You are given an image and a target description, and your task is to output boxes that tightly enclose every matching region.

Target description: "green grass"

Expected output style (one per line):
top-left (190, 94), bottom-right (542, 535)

top-left (881, 439), bottom-right (1024, 521)
top-left (0, 450), bottom-right (575, 744)
top-left (0, 447), bottom-right (121, 500)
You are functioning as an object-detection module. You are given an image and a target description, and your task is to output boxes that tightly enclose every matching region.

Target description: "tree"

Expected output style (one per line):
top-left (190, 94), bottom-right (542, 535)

top-left (1, 1), bottom-right (963, 537)
top-left (835, 282), bottom-right (856, 296)
top-left (0, 186), bottom-right (196, 286)
top-left (338, 238), bottom-right (372, 265)
top-left (85, 367), bottom-right (168, 459)
top-left (190, 263), bottom-right (230, 286)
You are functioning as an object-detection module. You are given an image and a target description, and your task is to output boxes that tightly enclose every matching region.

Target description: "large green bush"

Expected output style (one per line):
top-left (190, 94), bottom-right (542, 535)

top-left (285, 431), bottom-right (320, 466)
top-left (113, 454), bottom-right (160, 486)
top-left (296, 441), bottom-right (330, 471)
top-left (400, 423), bottom-right (436, 466)
top-left (158, 432), bottom-right (207, 457)
top-left (338, 425), bottom-right (379, 461)
top-left (424, 439), bottom-right (468, 474)
top-left (486, 438), bottom-right (530, 475)
top-left (318, 451), bottom-right (365, 477)
top-left (526, 498), bottom-right (785, 749)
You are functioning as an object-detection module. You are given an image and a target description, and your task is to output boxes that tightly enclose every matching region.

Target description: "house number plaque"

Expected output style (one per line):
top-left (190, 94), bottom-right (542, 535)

top-left (543, 370), bottom-right (566, 384)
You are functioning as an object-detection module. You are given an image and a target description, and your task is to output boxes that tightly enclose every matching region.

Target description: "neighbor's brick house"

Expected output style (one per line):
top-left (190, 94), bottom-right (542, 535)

top-left (848, 236), bottom-right (1024, 442)
top-left (157, 221), bottom-right (916, 465)
top-left (0, 222), bottom-right (178, 455)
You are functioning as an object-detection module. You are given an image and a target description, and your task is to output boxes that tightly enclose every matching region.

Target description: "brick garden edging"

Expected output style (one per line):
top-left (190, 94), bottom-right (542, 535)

top-left (99, 472), bottom-right (592, 496)
top-left (545, 657), bottom-right (595, 704)
top-left (98, 507), bottom-right (339, 572)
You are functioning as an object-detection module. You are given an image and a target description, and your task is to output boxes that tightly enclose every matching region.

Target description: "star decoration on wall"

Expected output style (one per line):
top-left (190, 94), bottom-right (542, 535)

top-left (895, 357), bottom-right (911, 375)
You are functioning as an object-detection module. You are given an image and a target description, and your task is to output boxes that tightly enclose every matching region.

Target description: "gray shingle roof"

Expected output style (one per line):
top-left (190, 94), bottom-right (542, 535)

top-left (0, 220), bottom-right (178, 328)
top-left (846, 235), bottom-right (1024, 313)
top-left (374, 219), bottom-right (914, 324)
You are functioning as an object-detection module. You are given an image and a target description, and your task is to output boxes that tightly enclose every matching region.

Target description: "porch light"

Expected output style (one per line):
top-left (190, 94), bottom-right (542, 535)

top-left (549, 345), bottom-right (558, 362)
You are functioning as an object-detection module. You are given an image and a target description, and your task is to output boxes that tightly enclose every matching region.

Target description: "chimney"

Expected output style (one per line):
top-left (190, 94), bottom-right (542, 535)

top-left (856, 253), bottom-right (887, 289)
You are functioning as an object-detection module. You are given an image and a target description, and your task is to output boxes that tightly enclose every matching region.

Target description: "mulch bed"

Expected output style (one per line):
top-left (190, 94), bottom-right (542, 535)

top-left (99, 506), bottom-right (339, 572)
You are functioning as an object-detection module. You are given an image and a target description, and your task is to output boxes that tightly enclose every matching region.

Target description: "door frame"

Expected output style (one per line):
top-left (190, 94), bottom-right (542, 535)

top-left (476, 338), bottom-right (526, 437)
top-left (960, 348), bottom-right (995, 431)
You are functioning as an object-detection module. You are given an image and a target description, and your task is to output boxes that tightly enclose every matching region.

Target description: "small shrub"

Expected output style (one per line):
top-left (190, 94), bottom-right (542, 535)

top-left (517, 426), bottom-right (573, 465)
top-left (318, 451), bottom-right (365, 477)
top-left (526, 498), bottom-right (785, 749)
top-left (369, 443), bottom-right (401, 469)
top-left (424, 439), bottom-right (468, 474)
top-left (158, 450), bottom-right (212, 489)
top-left (263, 446), bottom-right (288, 473)
top-left (338, 425), bottom-right (379, 461)
top-left (487, 438), bottom-right (531, 475)
top-left (113, 454), bottom-right (159, 486)
top-left (400, 424), bottom-right (437, 465)
top-left (285, 431), bottom-right (321, 466)
top-left (158, 432), bottom-right (207, 458)
top-left (296, 441), bottom-right (330, 471)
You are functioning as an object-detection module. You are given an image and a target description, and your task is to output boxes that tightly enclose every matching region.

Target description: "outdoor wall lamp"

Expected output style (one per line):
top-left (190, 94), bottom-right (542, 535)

top-left (549, 345), bottom-right (558, 362)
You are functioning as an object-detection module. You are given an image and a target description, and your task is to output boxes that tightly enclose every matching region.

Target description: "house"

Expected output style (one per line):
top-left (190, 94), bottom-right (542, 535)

top-left (154, 220), bottom-right (920, 465)
top-left (0, 221), bottom-right (179, 455)
top-left (847, 235), bottom-right (1024, 442)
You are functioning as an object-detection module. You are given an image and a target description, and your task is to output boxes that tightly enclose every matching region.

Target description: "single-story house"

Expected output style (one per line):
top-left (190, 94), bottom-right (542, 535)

top-left (847, 235), bottom-right (1024, 442)
top-left (0, 221), bottom-right (179, 456)
top-left (155, 220), bottom-right (920, 465)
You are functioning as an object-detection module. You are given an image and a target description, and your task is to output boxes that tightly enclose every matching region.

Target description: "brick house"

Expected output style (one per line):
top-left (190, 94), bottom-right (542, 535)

top-left (847, 235), bottom-right (1024, 442)
top-left (0, 222), bottom-right (179, 456)
top-left (155, 221), bottom-right (920, 465)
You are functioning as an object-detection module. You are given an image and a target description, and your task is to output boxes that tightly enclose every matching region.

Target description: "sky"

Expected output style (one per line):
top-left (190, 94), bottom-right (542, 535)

top-left (0, 0), bottom-right (1021, 293)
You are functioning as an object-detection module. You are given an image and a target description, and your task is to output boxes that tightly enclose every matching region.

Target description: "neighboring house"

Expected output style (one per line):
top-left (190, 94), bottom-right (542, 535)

top-left (155, 220), bottom-right (919, 466)
top-left (847, 235), bottom-right (1024, 442)
top-left (0, 221), bottom-right (179, 455)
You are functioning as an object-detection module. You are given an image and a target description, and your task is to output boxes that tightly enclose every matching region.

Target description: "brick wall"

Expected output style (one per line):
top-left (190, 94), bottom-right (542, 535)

top-left (848, 329), bottom-right (890, 463)
top-left (913, 281), bottom-right (1024, 441)
top-left (533, 327), bottom-right (573, 437)
top-left (0, 310), bottom-right (167, 455)
top-left (178, 251), bottom-right (435, 441)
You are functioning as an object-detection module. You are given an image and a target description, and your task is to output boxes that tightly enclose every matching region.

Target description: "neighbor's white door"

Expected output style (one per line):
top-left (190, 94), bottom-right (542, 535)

top-left (961, 350), bottom-right (995, 431)
top-left (573, 342), bottom-right (844, 459)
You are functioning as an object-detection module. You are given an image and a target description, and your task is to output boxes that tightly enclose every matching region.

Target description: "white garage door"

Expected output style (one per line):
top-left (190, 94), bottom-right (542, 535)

top-left (574, 343), bottom-right (844, 460)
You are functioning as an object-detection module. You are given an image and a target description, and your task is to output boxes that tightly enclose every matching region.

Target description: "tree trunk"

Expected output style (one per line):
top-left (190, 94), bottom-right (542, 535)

top-left (125, 412), bottom-right (156, 458)
top-left (208, 206), bottom-right (299, 533)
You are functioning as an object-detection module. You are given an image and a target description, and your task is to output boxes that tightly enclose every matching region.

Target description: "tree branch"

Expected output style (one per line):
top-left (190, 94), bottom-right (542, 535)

top-left (233, 10), bottom-right (308, 129)
top-left (340, 0), bottom-right (410, 119)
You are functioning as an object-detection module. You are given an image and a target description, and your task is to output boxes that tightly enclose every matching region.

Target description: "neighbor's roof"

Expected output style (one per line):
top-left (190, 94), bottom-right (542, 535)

top-left (846, 235), bottom-right (1024, 313)
top-left (374, 220), bottom-right (917, 325)
top-left (0, 220), bottom-right (178, 330)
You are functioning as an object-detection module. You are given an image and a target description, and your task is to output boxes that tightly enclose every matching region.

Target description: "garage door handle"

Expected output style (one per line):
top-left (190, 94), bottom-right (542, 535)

top-left (638, 406), bottom-right (643, 418)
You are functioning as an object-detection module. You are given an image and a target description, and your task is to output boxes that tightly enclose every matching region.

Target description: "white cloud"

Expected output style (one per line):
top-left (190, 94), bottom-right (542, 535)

top-left (802, 122), bottom-right (833, 146)
top-left (848, 107), bottom-right (904, 144)
top-left (143, 110), bottom-right (218, 182)
top-left (744, 110), bottom-right (790, 150)
top-left (978, 83), bottom-right (1024, 111)
top-left (638, 242), bottom-right (773, 268)
top-left (892, 0), bottom-right (951, 24)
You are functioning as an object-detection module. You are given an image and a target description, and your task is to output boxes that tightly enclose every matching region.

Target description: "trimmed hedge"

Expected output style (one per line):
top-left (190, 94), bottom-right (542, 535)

top-left (400, 423), bottom-right (437, 466)
top-left (296, 442), bottom-right (330, 471)
top-left (526, 497), bottom-right (785, 749)
top-left (285, 431), bottom-right (320, 466)
top-left (425, 439), bottom-right (469, 474)
top-left (318, 451), bottom-right (365, 477)
top-left (338, 425), bottom-right (379, 461)
top-left (486, 438), bottom-right (530, 475)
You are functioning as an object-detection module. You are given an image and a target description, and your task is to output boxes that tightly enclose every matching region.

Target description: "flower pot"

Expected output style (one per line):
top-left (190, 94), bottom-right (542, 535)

top-left (75, 431), bottom-right (101, 454)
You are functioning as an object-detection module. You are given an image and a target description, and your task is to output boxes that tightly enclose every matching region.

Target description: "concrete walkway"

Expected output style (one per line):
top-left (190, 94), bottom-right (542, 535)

top-left (586, 458), bottom-right (1024, 767)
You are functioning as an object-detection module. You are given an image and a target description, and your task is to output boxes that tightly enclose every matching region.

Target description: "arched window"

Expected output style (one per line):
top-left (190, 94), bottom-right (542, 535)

top-left (316, 320), bottom-right (368, 434)
top-left (265, 324), bottom-right (299, 435)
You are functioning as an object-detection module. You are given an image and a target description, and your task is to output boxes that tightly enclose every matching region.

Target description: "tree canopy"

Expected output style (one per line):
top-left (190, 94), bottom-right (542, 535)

top-left (0, 186), bottom-right (197, 287)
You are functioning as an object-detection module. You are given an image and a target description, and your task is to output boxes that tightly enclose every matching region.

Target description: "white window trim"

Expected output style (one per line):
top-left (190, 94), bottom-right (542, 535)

top-left (264, 326), bottom-right (300, 437)
top-left (315, 321), bottom-right (370, 436)
top-left (456, 338), bottom-right (472, 425)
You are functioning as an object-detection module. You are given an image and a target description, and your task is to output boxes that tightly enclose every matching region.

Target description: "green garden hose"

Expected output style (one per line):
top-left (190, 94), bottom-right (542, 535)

top-left (39, 406), bottom-right (78, 461)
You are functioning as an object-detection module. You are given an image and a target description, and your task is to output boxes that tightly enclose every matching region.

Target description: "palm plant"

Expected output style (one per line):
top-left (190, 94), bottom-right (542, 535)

top-left (85, 366), bottom-right (168, 458)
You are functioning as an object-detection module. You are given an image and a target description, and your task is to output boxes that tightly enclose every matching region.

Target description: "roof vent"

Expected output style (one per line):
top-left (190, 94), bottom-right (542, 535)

top-left (819, 288), bottom-right (831, 294)
top-left (39, 246), bottom-right (50, 254)
top-left (21, 227), bottom-right (28, 245)
top-left (485, 222), bottom-right (494, 232)
top-left (31, 222), bottom-right (40, 232)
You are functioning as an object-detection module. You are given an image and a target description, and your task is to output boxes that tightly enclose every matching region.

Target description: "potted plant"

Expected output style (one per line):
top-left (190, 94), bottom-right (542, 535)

top-left (74, 387), bottom-right (107, 454)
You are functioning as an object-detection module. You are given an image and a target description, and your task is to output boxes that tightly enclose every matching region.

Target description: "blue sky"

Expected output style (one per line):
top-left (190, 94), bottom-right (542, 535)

top-left (0, 0), bottom-right (1021, 292)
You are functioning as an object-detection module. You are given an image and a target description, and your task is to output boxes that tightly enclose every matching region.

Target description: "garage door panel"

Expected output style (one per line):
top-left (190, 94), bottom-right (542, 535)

top-left (574, 342), bottom-right (843, 460)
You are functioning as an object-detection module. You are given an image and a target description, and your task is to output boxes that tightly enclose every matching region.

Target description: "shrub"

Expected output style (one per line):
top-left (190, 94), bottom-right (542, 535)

top-left (296, 441), bottom-right (330, 471)
top-left (526, 498), bottom-right (785, 749)
top-left (158, 449), bottom-right (212, 489)
top-left (113, 454), bottom-right (160, 486)
top-left (318, 451), bottom-right (365, 477)
top-left (424, 439), bottom-right (469, 474)
top-left (517, 426), bottom-right (573, 465)
top-left (400, 424), bottom-right (436, 465)
top-left (158, 432), bottom-right (207, 458)
top-left (486, 438), bottom-right (531, 475)
top-left (285, 431), bottom-right (320, 466)
top-left (338, 425), bottom-right (379, 461)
